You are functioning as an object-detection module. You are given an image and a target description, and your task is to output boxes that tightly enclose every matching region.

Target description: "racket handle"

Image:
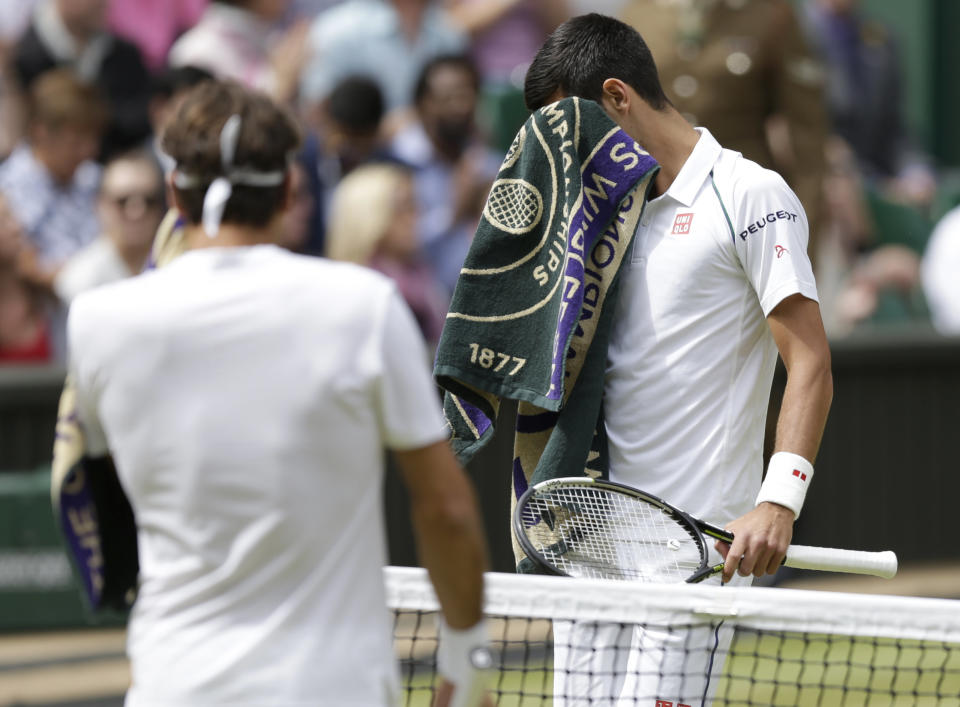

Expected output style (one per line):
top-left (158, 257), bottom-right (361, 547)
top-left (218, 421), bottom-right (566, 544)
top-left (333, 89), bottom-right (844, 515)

top-left (784, 545), bottom-right (898, 579)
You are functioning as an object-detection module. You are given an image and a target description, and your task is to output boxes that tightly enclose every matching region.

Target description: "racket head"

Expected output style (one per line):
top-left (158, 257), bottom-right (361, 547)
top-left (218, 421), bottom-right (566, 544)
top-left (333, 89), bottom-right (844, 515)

top-left (513, 477), bottom-right (711, 583)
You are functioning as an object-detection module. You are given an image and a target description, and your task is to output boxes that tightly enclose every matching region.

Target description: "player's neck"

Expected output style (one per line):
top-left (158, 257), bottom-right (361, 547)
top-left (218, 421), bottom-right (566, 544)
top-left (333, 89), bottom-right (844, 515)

top-left (635, 107), bottom-right (700, 199)
top-left (183, 219), bottom-right (283, 250)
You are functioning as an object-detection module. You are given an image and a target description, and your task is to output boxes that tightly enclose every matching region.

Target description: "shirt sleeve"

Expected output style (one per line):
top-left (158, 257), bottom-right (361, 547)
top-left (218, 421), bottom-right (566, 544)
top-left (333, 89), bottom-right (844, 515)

top-left (66, 299), bottom-right (111, 457)
top-left (375, 288), bottom-right (449, 451)
top-left (732, 167), bottom-right (819, 316)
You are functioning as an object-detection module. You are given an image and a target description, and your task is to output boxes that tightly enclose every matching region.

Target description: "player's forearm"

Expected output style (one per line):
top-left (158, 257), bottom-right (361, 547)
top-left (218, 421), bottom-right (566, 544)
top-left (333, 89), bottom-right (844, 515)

top-left (396, 442), bottom-right (488, 629)
top-left (774, 354), bottom-right (833, 462)
top-left (410, 488), bottom-right (487, 629)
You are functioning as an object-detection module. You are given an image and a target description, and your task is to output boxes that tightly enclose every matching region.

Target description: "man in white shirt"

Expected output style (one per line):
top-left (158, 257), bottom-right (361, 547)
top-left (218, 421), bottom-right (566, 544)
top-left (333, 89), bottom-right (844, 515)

top-left (522, 14), bottom-right (833, 705)
top-left (67, 80), bottom-right (490, 706)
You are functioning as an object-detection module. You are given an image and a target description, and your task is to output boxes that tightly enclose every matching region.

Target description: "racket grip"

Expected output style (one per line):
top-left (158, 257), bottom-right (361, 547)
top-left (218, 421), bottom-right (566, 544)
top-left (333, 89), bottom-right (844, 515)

top-left (783, 545), bottom-right (899, 579)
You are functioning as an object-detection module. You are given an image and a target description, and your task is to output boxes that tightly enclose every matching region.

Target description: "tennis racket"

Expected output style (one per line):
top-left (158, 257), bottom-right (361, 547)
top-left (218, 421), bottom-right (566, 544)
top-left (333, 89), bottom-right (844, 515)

top-left (514, 477), bottom-right (898, 584)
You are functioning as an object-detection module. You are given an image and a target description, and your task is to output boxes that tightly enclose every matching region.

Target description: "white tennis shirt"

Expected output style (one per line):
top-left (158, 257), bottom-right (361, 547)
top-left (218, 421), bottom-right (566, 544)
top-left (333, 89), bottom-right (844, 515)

top-left (922, 204), bottom-right (960, 335)
top-left (605, 129), bottom-right (818, 528)
top-left (68, 245), bottom-right (448, 706)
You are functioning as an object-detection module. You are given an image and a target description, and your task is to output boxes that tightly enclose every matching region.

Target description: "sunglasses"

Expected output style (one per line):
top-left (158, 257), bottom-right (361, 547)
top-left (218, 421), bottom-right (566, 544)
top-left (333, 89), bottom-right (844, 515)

top-left (103, 192), bottom-right (164, 219)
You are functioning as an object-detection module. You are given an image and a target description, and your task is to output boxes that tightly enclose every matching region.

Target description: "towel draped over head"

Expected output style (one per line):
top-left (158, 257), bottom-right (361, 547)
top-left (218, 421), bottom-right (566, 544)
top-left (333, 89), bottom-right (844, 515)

top-left (432, 97), bottom-right (659, 571)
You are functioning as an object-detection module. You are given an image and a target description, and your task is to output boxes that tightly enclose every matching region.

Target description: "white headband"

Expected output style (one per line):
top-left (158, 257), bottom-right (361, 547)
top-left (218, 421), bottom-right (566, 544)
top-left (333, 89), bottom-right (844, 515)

top-left (171, 114), bottom-right (287, 238)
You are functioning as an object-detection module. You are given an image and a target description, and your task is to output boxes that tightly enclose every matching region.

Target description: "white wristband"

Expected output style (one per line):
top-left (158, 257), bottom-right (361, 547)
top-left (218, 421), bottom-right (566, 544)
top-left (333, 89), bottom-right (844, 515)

top-left (437, 619), bottom-right (492, 707)
top-left (755, 451), bottom-right (814, 519)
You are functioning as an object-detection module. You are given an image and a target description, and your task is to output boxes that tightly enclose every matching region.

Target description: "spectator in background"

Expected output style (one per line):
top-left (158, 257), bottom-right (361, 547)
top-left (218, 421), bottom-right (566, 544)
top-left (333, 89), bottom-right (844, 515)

top-left (107, 0), bottom-right (208, 74)
top-left (389, 53), bottom-right (500, 293)
top-left (0, 194), bottom-right (51, 363)
top-left (617, 0), bottom-right (829, 257)
top-left (444, 0), bottom-right (569, 86)
top-left (0, 0), bottom-right (42, 158)
top-left (800, 0), bottom-right (936, 208)
top-left (54, 149), bottom-right (165, 304)
top-left (0, 1), bottom-right (42, 45)
top-left (0, 69), bottom-right (106, 295)
top-left (11, 0), bottom-right (152, 160)
top-left (301, 74), bottom-right (391, 252)
top-left (815, 137), bottom-right (923, 337)
top-left (326, 162), bottom-right (448, 345)
top-left (922, 205), bottom-right (960, 336)
top-left (168, 0), bottom-right (311, 105)
top-left (300, 0), bottom-right (466, 121)
top-left (286, 0), bottom-right (344, 19)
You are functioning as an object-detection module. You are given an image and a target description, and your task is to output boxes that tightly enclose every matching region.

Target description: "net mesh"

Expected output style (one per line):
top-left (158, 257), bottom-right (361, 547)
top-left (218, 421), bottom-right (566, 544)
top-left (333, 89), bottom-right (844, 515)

top-left (386, 566), bottom-right (960, 706)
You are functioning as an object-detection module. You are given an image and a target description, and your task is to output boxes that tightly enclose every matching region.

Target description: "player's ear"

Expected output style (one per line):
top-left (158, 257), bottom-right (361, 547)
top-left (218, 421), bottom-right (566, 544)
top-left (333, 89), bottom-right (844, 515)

top-left (600, 78), bottom-right (630, 116)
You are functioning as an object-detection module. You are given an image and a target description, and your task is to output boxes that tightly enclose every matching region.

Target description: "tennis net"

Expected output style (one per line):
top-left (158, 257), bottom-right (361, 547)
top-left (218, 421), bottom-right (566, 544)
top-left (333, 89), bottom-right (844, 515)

top-left (386, 566), bottom-right (960, 706)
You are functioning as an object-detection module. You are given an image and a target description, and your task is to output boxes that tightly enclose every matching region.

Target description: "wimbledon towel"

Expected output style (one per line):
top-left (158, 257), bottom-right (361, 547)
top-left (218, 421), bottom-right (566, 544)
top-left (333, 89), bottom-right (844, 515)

top-left (433, 97), bottom-right (659, 570)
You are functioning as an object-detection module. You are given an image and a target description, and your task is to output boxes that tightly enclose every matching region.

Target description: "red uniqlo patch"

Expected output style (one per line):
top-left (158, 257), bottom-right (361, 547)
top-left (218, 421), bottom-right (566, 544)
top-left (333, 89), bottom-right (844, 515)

top-left (672, 212), bottom-right (694, 234)
top-left (793, 469), bottom-right (808, 482)
top-left (654, 702), bottom-right (691, 707)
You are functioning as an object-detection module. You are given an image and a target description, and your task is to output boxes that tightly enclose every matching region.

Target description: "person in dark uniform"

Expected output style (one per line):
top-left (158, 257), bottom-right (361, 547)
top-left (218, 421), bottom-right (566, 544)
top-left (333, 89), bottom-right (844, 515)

top-left (618, 0), bottom-right (830, 256)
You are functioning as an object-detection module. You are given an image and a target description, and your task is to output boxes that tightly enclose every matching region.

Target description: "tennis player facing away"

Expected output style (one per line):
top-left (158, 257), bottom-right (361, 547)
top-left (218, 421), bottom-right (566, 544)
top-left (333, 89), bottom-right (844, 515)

top-left (66, 80), bottom-right (491, 706)
top-left (523, 14), bottom-right (833, 706)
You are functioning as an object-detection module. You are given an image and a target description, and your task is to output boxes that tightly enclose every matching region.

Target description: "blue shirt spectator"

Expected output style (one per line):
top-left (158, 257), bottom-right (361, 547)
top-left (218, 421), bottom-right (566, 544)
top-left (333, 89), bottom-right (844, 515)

top-left (300, 0), bottom-right (466, 111)
top-left (0, 144), bottom-right (101, 270)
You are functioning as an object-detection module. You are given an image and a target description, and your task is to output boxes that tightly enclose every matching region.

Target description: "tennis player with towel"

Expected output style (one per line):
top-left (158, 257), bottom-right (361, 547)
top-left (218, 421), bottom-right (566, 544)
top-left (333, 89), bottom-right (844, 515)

top-left (60, 80), bottom-right (492, 706)
top-left (433, 13), bottom-right (833, 706)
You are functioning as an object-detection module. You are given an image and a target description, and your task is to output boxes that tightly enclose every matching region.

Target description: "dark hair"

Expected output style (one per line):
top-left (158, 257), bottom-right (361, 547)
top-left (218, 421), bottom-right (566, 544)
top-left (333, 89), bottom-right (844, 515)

top-left (413, 53), bottom-right (481, 105)
top-left (524, 13), bottom-right (669, 111)
top-left (161, 81), bottom-right (301, 228)
top-left (326, 76), bottom-right (385, 135)
top-left (151, 65), bottom-right (216, 100)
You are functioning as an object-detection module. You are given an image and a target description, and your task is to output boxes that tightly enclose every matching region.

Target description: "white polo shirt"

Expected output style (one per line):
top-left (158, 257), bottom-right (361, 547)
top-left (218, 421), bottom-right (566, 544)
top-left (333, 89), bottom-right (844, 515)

top-left (68, 245), bottom-right (448, 706)
top-left (604, 129), bottom-right (818, 528)
top-left (922, 204), bottom-right (960, 335)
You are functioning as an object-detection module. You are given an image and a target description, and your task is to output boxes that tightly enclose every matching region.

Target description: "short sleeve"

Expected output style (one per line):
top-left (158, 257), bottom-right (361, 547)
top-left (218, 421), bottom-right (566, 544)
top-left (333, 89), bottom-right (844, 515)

top-left (376, 289), bottom-right (449, 450)
top-left (66, 300), bottom-right (110, 457)
top-left (732, 169), bottom-right (819, 316)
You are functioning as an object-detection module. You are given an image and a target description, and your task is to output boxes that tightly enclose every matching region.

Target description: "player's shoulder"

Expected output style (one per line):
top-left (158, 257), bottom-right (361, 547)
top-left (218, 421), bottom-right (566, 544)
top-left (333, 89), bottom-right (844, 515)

top-left (283, 250), bottom-right (396, 295)
top-left (68, 267), bottom-right (164, 329)
top-left (712, 148), bottom-right (796, 207)
top-left (280, 251), bottom-right (401, 318)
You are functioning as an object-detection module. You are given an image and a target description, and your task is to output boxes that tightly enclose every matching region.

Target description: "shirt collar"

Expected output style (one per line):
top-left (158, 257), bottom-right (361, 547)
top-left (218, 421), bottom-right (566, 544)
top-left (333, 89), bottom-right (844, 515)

top-left (663, 127), bottom-right (723, 207)
top-left (34, 0), bottom-right (112, 79)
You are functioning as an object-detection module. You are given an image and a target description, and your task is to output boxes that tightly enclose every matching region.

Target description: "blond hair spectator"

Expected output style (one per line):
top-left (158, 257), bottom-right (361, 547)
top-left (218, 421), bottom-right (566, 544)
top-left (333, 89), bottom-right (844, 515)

top-left (326, 161), bottom-right (448, 345)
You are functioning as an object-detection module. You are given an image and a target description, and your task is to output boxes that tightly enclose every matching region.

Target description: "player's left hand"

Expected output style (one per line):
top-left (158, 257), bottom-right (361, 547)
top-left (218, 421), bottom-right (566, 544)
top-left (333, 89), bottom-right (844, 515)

top-left (715, 502), bottom-right (795, 583)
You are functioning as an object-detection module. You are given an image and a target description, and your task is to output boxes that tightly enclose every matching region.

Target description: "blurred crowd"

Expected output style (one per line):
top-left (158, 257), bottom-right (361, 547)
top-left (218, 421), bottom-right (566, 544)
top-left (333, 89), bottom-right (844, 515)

top-left (1, 0), bottom-right (959, 366)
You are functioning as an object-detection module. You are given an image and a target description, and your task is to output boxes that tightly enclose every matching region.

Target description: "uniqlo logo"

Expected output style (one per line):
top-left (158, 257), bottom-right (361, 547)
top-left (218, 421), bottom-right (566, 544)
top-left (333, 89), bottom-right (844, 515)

top-left (672, 212), bottom-right (694, 234)
top-left (793, 469), bottom-right (808, 482)
top-left (655, 701), bottom-right (691, 707)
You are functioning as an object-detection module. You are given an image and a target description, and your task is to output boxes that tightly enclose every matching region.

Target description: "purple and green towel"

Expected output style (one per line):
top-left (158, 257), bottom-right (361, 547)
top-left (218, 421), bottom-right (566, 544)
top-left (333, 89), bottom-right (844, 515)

top-left (433, 97), bottom-right (659, 570)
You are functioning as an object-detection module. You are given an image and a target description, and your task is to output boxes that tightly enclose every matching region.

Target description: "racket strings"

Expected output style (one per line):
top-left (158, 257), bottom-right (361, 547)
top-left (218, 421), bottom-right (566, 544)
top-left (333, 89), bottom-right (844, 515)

top-left (523, 486), bottom-right (706, 582)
